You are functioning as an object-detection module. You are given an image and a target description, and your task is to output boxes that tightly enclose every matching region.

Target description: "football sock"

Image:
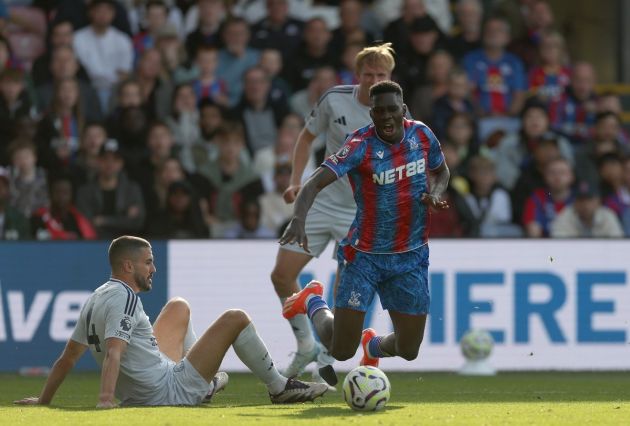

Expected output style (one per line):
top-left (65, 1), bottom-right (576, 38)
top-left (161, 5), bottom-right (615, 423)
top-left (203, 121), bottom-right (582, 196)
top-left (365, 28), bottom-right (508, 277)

top-left (306, 295), bottom-right (329, 319)
top-left (182, 315), bottom-right (197, 355)
top-left (233, 322), bottom-right (287, 394)
top-left (368, 333), bottom-right (394, 358)
top-left (280, 296), bottom-right (316, 354)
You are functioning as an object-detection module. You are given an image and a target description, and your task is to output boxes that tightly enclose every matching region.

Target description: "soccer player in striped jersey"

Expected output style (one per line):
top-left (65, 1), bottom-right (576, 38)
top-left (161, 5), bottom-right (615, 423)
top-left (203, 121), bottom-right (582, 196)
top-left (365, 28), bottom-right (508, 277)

top-left (281, 81), bottom-right (450, 374)
top-left (270, 43), bottom-right (396, 383)
top-left (15, 236), bottom-right (328, 407)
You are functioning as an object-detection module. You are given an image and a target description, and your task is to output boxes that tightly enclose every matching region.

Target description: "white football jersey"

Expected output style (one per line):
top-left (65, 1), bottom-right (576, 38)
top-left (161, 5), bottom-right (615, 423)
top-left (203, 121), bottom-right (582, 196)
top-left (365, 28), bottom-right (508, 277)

top-left (305, 85), bottom-right (371, 215)
top-left (71, 279), bottom-right (170, 405)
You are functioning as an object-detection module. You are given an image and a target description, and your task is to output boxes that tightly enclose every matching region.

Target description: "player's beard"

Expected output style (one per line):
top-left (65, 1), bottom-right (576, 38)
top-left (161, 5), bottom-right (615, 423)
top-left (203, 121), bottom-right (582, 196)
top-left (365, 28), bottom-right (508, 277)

top-left (134, 271), bottom-right (152, 292)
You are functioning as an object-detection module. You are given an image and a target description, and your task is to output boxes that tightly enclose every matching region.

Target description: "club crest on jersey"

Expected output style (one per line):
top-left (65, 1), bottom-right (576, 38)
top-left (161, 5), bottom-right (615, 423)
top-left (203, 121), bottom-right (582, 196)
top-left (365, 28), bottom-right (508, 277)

top-left (376, 150), bottom-right (384, 159)
top-left (408, 136), bottom-right (419, 150)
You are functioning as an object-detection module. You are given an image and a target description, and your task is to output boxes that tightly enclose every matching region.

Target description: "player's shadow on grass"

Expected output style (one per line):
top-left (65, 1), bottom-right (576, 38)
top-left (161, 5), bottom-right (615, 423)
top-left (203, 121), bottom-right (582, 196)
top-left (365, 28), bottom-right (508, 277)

top-left (236, 405), bottom-right (405, 419)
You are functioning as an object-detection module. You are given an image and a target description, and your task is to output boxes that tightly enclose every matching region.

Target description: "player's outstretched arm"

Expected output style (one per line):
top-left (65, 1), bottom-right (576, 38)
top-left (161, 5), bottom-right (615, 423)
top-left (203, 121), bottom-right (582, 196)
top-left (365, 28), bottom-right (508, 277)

top-left (14, 339), bottom-right (87, 406)
top-left (97, 337), bottom-right (127, 408)
top-left (283, 128), bottom-right (317, 203)
top-left (279, 166), bottom-right (337, 252)
top-left (421, 162), bottom-right (451, 211)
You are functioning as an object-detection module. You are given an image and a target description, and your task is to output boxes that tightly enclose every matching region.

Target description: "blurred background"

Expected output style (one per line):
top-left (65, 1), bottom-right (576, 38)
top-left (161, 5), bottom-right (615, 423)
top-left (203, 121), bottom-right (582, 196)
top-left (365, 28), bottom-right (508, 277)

top-left (0, 0), bottom-right (629, 373)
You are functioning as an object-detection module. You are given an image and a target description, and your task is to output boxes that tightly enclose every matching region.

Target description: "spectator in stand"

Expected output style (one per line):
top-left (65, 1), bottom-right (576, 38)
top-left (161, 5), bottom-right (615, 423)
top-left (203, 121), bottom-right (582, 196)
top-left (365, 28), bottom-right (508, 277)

top-left (74, 122), bottom-right (108, 186)
top-left (289, 65), bottom-right (337, 119)
top-left (491, 100), bottom-right (574, 191)
top-left (156, 24), bottom-right (187, 81)
top-left (73, 0), bottom-right (134, 111)
top-left (258, 48), bottom-right (291, 103)
top-left (329, 0), bottom-right (375, 61)
top-left (76, 139), bottom-right (145, 239)
top-left (145, 179), bottom-right (209, 238)
top-left (431, 67), bottom-right (474, 140)
top-left (508, 0), bottom-right (555, 69)
top-left (186, 99), bottom-right (228, 171)
top-left (35, 45), bottom-right (102, 122)
top-left (382, 0), bottom-right (427, 57)
top-left (336, 42), bottom-right (362, 86)
top-left (196, 123), bottom-right (263, 230)
top-left (596, 92), bottom-right (630, 147)
top-left (527, 31), bottom-right (570, 105)
top-left (31, 174), bottom-right (97, 240)
top-left (185, 0), bottom-right (225, 60)
top-left (611, 156), bottom-right (630, 235)
top-left (282, 17), bottom-right (335, 92)
top-left (190, 46), bottom-right (229, 106)
top-left (551, 178), bottom-right (624, 238)
top-left (0, 69), bottom-right (33, 165)
top-left (106, 80), bottom-right (150, 165)
top-left (249, 0), bottom-right (303, 59)
top-left (7, 140), bottom-right (49, 218)
top-left (511, 137), bottom-right (561, 222)
top-left (259, 161), bottom-right (293, 237)
top-left (234, 66), bottom-right (289, 158)
top-left (223, 197), bottom-right (275, 239)
top-left (394, 15), bottom-right (443, 104)
top-left (548, 61), bottom-right (598, 145)
top-left (447, 0), bottom-right (483, 61)
top-left (35, 77), bottom-right (84, 171)
top-left (216, 17), bottom-right (261, 106)
top-left (166, 83), bottom-right (199, 153)
top-left (127, 121), bottom-right (175, 198)
top-left (0, 36), bottom-right (19, 73)
top-left (31, 20), bottom-right (81, 87)
top-left (522, 156), bottom-right (574, 238)
top-left (408, 49), bottom-right (454, 122)
top-left (134, 47), bottom-right (174, 120)
top-left (573, 111), bottom-right (627, 185)
top-left (462, 16), bottom-right (527, 117)
top-left (429, 140), bottom-right (475, 237)
top-left (52, 0), bottom-right (132, 37)
top-left (132, 0), bottom-right (169, 58)
top-left (0, 166), bottom-right (30, 240)
top-left (598, 153), bottom-right (624, 199)
top-left (464, 155), bottom-right (522, 237)
top-left (442, 112), bottom-right (477, 177)
top-left (142, 156), bottom-right (188, 215)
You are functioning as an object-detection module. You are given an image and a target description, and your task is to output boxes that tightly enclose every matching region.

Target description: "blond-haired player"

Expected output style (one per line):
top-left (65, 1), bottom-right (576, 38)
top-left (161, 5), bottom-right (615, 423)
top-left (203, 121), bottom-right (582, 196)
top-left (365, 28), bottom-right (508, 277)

top-left (270, 43), bottom-right (397, 386)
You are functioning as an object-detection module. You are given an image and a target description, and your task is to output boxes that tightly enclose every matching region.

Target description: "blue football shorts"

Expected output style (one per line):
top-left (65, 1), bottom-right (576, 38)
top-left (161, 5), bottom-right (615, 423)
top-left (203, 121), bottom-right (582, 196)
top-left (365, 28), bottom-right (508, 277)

top-left (335, 244), bottom-right (430, 315)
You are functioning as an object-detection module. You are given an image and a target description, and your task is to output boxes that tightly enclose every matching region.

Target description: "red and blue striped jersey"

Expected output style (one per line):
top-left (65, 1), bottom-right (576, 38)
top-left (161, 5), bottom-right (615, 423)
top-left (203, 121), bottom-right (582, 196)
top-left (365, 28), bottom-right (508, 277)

top-left (462, 49), bottom-right (527, 115)
top-left (528, 66), bottom-right (571, 103)
top-left (322, 119), bottom-right (445, 254)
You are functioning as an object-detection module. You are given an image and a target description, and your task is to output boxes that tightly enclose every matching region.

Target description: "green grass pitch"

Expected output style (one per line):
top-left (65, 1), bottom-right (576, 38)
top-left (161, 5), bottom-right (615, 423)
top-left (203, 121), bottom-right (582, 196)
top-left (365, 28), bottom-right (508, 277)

top-left (1, 372), bottom-right (629, 425)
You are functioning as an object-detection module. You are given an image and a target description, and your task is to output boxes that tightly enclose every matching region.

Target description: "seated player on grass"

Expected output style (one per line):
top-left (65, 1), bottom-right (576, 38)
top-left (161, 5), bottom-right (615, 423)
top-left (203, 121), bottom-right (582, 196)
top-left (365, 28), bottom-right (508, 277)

top-left (14, 236), bottom-right (328, 408)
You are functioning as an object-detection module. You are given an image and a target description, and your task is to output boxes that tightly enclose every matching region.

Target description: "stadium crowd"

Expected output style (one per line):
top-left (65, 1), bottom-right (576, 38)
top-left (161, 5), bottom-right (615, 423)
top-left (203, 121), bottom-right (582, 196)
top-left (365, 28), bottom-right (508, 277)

top-left (0, 0), bottom-right (628, 241)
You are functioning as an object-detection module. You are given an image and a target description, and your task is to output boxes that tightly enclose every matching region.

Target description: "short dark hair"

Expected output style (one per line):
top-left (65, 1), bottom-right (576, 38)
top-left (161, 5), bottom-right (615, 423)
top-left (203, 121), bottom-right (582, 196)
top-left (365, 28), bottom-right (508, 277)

top-left (108, 236), bottom-right (151, 268)
top-left (369, 80), bottom-right (403, 99)
top-left (595, 111), bottom-right (621, 124)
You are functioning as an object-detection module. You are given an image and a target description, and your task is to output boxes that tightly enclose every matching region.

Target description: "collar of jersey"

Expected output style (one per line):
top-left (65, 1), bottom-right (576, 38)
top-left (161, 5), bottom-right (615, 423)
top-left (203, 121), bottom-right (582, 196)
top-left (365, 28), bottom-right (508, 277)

top-left (109, 277), bottom-right (134, 292)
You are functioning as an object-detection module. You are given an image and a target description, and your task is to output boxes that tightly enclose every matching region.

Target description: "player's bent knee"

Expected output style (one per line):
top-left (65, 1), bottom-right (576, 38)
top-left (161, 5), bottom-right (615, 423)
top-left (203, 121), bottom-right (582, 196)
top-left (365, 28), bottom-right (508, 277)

top-left (165, 297), bottom-right (190, 314)
top-left (396, 345), bottom-right (420, 361)
top-left (220, 309), bottom-right (251, 329)
top-left (330, 348), bottom-right (355, 361)
top-left (270, 267), bottom-right (292, 287)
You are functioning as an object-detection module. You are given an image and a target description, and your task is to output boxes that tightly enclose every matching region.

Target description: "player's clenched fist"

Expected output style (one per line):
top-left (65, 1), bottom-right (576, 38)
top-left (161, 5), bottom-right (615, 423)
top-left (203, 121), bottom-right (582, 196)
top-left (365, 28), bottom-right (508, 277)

top-left (282, 185), bottom-right (301, 203)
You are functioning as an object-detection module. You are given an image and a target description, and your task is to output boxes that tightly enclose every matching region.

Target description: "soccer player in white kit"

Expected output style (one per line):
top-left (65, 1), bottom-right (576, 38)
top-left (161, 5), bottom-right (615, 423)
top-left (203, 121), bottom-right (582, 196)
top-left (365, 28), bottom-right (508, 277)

top-left (270, 43), bottom-right (396, 383)
top-left (15, 236), bottom-right (328, 407)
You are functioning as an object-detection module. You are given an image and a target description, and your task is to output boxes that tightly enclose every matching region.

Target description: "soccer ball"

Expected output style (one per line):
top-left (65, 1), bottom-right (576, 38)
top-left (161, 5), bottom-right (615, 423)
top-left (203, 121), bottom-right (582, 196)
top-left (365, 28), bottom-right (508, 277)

top-left (460, 329), bottom-right (494, 361)
top-left (342, 366), bottom-right (391, 412)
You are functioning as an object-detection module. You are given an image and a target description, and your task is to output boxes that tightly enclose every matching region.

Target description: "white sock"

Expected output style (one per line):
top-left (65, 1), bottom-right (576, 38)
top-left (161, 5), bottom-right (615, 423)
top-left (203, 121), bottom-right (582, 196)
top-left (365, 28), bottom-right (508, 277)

top-left (233, 323), bottom-right (287, 394)
top-left (280, 296), bottom-right (316, 354)
top-left (183, 316), bottom-right (197, 355)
